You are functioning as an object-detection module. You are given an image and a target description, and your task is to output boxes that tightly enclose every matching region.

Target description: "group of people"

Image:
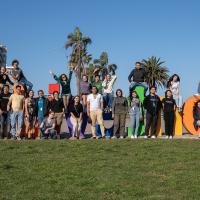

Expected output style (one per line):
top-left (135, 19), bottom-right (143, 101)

top-left (0, 60), bottom-right (200, 140)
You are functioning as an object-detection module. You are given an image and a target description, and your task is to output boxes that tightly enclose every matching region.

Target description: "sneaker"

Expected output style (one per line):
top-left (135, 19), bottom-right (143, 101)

top-left (144, 135), bottom-right (148, 139)
top-left (120, 136), bottom-right (124, 139)
top-left (134, 135), bottom-right (138, 139)
top-left (194, 93), bottom-right (200, 96)
top-left (169, 136), bottom-right (173, 139)
top-left (112, 136), bottom-right (117, 139)
top-left (17, 137), bottom-right (21, 141)
top-left (131, 135), bottom-right (134, 139)
top-left (151, 135), bottom-right (156, 139)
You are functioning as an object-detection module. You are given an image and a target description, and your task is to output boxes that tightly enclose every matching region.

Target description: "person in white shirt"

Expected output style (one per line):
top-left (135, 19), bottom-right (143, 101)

top-left (167, 74), bottom-right (182, 112)
top-left (102, 73), bottom-right (117, 112)
top-left (87, 86), bottom-right (105, 139)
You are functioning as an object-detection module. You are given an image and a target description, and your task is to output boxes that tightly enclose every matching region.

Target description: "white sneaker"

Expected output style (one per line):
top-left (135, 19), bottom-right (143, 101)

top-left (120, 136), bottom-right (124, 139)
top-left (112, 136), bottom-right (116, 139)
top-left (134, 135), bottom-right (138, 139)
top-left (194, 93), bottom-right (200, 96)
top-left (151, 135), bottom-right (156, 139)
top-left (144, 135), bottom-right (148, 139)
top-left (169, 136), bottom-right (173, 139)
top-left (131, 135), bottom-right (134, 139)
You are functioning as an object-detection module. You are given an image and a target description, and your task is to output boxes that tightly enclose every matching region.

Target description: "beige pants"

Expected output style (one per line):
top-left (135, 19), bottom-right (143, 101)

top-left (55, 113), bottom-right (63, 134)
top-left (90, 110), bottom-right (105, 137)
top-left (70, 117), bottom-right (82, 137)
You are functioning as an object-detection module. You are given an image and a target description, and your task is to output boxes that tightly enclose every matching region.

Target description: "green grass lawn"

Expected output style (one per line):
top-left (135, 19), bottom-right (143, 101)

top-left (0, 139), bottom-right (200, 200)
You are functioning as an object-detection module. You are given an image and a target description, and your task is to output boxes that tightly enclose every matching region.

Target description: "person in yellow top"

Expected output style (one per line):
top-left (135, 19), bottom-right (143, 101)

top-left (7, 85), bottom-right (25, 140)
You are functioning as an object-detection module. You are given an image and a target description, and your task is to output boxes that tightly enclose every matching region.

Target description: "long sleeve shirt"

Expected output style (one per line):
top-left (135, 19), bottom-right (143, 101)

top-left (53, 71), bottom-right (73, 95)
top-left (102, 75), bottom-right (117, 94)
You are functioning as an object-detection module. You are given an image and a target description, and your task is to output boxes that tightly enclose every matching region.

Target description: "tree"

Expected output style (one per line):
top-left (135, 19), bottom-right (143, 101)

top-left (142, 56), bottom-right (169, 88)
top-left (65, 27), bottom-right (92, 95)
top-left (93, 52), bottom-right (117, 80)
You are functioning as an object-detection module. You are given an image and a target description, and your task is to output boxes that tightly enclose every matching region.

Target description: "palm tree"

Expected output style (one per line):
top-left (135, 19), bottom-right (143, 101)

top-left (93, 52), bottom-right (117, 80)
top-left (142, 56), bottom-right (169, 88)
top-left (65, 27), bottom-right (92, 95)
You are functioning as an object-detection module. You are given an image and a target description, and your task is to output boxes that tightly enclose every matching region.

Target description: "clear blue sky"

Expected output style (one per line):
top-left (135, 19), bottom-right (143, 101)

top-left (1, 0), bottom-right (200, 100)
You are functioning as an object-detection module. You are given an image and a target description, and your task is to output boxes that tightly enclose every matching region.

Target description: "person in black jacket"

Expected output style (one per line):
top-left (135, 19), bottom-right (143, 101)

top-left (162, 90), bottom-right (176, 139)
top-left (0, 85), bottom-right (12, 139)
top-left (193, 100), bottom-right (200, 136)
top-left (128, 62), bottom-right (148, 95)
top-left (49, 91), bottom-right (65, 138)
top-left (143, 86), bottom-right (162, 138)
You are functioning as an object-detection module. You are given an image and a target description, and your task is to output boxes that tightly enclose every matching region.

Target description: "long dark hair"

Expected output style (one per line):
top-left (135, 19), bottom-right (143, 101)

top-left (167, 74), bottom-right (180, 88)
top-left (59, 74), bottom-right (68, 81)
top-left (165, 89), bottom-right (173, 98)
top-left (116, 89), bottom-right (123, 97)
top-left (194, 100), bottom-right (200, 111)
top-left (130, 90), bottom-right (139, 101)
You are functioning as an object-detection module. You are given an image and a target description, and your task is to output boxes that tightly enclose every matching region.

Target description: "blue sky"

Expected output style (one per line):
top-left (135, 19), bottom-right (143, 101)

top-left (1, 0), bottom-right (200, 100)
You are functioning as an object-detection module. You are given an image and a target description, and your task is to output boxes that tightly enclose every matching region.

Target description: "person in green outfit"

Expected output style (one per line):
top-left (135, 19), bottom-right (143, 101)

top-left (49, 70), bottom-right (73, 110)
top-left (91, 75), bottom-right (103, 94)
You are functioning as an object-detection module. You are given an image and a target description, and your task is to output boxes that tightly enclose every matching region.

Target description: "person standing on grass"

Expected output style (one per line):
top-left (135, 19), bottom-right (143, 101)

top-left (162, 90), bottom-right (176, 139)
top-left (143, 86), bottom-right (162, 139)
top-left (128, 91), bottom-right (141, 139)
top-left (87, 86), bottom-right (105, 139)
top-left (0, 85), bottom-right (12, 139)
top-left (7, 85), bottom-right (25, 140)
top-left (69, 96), bottom-right (83, 139)
top-left (35, 90), bottom-right (49, 138)
top-left (167, 74), bottom-right (182, 112)
top-left (112, 89), bottom-right (128, 139)
top-left (193, 100), bottom-right (200, 138)
top-left (128, 62), bottom-right (148, 95)
top-left (102, 73), bottom-right (117, 112)
top-left (80, 75), bottom-right (91, 111)
top-left (49, 70), bottom-right (73, 110)
top-left (49, 91), bottom-right (65, 139)
top-left (24, 90), bottom-right (37, 139)
top-left (40, 111), bottom-right (57, 139)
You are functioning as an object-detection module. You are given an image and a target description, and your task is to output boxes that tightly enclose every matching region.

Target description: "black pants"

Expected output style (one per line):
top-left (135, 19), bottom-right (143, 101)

top-left (113, 113), bottom-right (126, 137)
top-left (145, 112), bottom-right (158, 137)
top-left (164, 112), bottom-right (175, 136)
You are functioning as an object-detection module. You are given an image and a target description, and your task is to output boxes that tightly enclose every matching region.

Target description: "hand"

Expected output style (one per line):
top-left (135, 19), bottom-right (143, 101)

top-left (7, 106), bottom-right (10, 112)
top-left (112, 114), bottom-right (114, 119)
top-left (49, 70), bottom-right (53, 75)
top-left (45, 128), bottom-right (49, 134)
top-left (0, 109), bottom-right (3, 115)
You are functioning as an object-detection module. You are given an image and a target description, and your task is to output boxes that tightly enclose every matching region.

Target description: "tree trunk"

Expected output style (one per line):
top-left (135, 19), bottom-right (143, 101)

top-left (75, 68), bottom-right (81, 97)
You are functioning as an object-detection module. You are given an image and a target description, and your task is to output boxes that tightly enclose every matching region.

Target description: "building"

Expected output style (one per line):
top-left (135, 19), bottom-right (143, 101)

top-left (0, 44), bottom-right (7, 66)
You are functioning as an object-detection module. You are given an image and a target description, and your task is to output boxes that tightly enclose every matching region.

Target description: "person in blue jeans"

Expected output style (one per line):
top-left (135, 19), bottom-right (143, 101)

top-left (35, 90), bottom-right (49, 138)
top-left (129, 91), bottom-right (141, 139)
top-left (128, 62), bottom-right (148, 95)
top-left (7, 85), bottom-right (25, 140)
top-left (10, 59), bottom-right (33, 94)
